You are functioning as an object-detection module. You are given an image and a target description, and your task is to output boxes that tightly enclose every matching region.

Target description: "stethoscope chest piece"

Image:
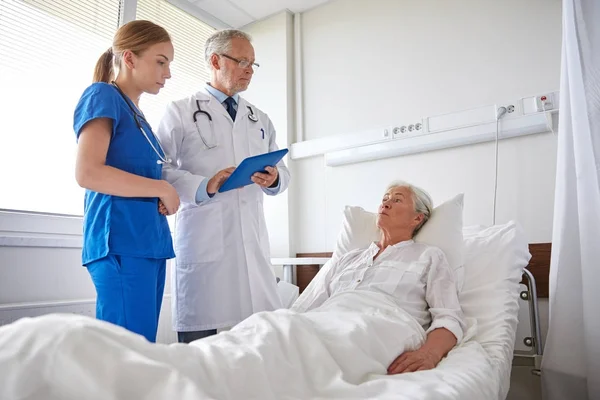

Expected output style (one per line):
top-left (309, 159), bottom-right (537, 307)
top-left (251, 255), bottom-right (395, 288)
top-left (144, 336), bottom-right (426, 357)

top-left (247, 105), bottom-right (259, 122)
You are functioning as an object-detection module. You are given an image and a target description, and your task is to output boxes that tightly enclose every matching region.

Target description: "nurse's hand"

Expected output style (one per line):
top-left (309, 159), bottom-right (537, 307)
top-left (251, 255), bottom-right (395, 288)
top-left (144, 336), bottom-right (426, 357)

top-left (158, 201), bottom-right (168, 215)
top-left (252, 166), bottom-right (278, 188)
top-left (207, 167), bottom-right (236, 195)
top-left (159, 182), bottom-right (180, 215)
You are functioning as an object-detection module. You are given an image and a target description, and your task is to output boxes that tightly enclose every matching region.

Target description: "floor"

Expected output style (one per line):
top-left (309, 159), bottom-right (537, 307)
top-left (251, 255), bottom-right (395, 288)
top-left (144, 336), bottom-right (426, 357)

top-left (507, 366), bottom-right (542, 400)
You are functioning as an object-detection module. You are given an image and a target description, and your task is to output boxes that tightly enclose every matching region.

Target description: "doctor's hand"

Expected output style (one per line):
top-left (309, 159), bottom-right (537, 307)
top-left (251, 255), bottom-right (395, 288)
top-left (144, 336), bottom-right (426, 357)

top-left (252, 166), bottom-right (278, 188)
top-left (387, 347), bottom-right (441, 375)
top-left (207, 167), bottom-right (236, 195)
top-left (159, 181), bottom-right (180, 216)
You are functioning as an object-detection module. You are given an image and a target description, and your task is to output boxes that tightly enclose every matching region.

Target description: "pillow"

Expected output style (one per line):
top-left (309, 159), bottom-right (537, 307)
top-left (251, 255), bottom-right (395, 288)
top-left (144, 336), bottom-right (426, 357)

top-left (332, 193), bottom-right (465, 290)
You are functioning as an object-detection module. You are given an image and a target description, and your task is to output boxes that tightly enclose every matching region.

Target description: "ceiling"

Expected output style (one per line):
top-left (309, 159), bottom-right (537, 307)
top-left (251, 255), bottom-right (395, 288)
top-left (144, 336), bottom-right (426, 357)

top-left (172, 0), bottom-right (334, 28)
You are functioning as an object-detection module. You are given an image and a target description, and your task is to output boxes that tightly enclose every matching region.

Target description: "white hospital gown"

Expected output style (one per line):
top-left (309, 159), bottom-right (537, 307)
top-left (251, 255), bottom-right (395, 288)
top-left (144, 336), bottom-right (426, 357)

top-left (291, 240), bottom-right (466, 342)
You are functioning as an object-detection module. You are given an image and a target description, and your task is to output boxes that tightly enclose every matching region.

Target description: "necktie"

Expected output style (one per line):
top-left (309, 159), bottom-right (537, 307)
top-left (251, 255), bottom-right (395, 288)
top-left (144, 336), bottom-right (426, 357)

top-left (223, 97), bottom-right (237, 121)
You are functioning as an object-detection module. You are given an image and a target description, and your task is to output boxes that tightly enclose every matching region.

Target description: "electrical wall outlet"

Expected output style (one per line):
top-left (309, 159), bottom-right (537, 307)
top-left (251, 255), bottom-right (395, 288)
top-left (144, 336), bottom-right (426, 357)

top-left (392, 120), bottom-right (424, 139)
top-left (392, 126), bottom-right (405, 138)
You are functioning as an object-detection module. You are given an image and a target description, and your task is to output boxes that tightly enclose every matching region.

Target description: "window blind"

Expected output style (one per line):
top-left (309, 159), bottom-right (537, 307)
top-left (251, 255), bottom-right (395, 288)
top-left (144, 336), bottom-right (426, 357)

top-left (0, 0), bottom-right (122, 215)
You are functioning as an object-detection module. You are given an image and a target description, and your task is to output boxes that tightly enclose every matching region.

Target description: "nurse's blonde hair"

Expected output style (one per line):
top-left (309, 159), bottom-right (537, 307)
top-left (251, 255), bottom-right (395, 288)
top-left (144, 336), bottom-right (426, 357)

top-left (93, 20), bottom-right (171, 83)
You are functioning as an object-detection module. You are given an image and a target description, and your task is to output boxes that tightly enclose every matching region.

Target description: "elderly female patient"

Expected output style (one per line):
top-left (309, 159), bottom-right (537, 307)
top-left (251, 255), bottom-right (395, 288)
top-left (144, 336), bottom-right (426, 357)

top-left (292, 181), bottom-right (466, 375)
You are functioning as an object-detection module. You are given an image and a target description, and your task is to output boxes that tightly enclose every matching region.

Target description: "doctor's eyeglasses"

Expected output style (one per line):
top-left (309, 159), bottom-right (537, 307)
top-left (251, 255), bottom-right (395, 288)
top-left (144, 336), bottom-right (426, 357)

top-left (220, 54), bottom-right (260, 69)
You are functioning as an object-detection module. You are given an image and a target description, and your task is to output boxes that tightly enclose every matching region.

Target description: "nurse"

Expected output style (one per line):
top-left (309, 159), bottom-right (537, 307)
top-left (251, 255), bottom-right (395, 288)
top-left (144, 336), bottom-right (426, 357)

top-left (73, 20), bottom-right (179, 342)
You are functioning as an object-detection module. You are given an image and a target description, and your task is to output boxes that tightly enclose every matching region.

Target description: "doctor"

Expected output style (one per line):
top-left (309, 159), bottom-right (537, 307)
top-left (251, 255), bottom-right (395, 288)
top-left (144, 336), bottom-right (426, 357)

top-left (156, 29), bottom-right (290, 343)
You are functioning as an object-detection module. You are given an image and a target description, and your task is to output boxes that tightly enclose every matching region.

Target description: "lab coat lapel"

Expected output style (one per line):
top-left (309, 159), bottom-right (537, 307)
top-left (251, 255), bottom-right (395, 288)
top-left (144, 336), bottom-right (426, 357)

top-left (198, 88), bottom-right (231, 122)
top-left (236, 97), bottom-right (251, 123)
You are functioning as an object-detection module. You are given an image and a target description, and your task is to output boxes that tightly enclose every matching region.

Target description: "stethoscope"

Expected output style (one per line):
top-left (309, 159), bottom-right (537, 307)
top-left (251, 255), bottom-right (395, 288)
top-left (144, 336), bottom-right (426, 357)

top-left (193, 100), bottom-right (259, 149)
top-left (111, 82), bottom-right (172, 165)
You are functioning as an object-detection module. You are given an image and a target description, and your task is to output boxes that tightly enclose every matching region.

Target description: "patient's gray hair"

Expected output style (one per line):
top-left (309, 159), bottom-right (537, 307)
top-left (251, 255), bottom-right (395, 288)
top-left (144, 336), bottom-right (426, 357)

top-left (386, 181), bottom-right (433, 236)
top-left (204, 29), bottom-right (253, 67)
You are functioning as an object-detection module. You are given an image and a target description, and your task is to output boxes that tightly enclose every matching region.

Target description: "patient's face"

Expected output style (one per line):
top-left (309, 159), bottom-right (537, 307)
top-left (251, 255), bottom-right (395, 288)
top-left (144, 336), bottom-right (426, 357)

top-left (377, 186), bottom-right (422, 233)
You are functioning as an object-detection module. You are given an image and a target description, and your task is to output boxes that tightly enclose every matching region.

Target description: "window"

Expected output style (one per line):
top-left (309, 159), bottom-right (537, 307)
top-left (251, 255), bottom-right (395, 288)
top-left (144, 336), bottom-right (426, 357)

top-left (135, 0), bottom-right (215, 129)
top-left (0, 0), bottom-right (215, 216)
top-left (0, 0), bottom-right (122, 215)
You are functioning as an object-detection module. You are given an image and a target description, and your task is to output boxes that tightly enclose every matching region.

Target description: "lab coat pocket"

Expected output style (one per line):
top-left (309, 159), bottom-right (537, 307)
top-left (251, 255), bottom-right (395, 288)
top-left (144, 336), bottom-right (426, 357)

top-left (248, 127), bottom-right (269, 156)
top-left (175, 202), bottom-right (224, 264)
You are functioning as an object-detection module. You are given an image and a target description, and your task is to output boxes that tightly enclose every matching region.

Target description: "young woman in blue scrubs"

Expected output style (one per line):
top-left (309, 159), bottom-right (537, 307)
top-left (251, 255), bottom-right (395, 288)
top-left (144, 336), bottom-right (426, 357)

top-left (73, 20), bottom-right (179, 342)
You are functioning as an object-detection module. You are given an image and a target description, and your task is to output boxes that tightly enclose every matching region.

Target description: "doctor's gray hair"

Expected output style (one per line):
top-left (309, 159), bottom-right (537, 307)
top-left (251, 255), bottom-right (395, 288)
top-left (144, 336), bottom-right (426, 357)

top-left (386, 181), bottom-right (433, 236)
top-left (204, 29), bottom-right (253, 67)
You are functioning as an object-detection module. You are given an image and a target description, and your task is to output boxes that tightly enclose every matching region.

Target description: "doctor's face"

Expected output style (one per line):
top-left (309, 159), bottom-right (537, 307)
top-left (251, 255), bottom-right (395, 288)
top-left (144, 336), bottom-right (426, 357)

top-left (217, 38), bottom-right (255, 95)
top-left (129, 41), bottom-right (174, 95)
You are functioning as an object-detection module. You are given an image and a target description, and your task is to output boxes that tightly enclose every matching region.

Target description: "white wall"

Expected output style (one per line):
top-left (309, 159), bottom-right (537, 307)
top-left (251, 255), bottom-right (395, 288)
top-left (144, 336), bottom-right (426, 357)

top-left (243, 12), bottom-right (296, 258)
top-left (295, 0), bottom-right (562, 252)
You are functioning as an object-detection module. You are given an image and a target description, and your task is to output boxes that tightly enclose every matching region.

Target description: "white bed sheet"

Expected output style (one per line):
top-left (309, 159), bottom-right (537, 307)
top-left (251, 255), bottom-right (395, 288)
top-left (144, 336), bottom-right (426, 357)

top-left (0, 222), bottom-right (529, 400)
top-left (0, 292), bottom-right (499, 400)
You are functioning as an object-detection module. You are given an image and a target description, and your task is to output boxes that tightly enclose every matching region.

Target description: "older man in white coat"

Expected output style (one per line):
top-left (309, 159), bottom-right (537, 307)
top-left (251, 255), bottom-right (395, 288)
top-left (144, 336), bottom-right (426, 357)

top-left (156, 29), bottom-right (290, 343)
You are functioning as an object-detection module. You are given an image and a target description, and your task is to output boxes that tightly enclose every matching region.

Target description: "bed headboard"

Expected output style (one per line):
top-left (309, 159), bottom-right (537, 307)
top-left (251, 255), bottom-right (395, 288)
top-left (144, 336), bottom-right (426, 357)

top-left (295, 243), bottom-right (551, 297)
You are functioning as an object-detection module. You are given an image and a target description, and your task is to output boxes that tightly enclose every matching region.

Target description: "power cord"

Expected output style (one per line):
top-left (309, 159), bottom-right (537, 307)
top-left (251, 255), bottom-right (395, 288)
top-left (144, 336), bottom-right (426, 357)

top-left (493, 106), bottom-right (507, 226)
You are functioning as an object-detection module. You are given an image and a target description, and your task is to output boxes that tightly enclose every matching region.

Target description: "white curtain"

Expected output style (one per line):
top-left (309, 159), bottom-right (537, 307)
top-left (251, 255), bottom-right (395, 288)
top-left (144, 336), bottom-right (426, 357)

top-left (541, 0), bottom-right (600, 399)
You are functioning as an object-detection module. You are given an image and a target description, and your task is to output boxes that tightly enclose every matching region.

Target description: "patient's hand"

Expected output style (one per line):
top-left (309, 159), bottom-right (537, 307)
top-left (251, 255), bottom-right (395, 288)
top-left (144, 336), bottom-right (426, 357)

top-left (387, 327), bottom-right (457, 374)
top-left (387, 347), bottom-right (440, 374)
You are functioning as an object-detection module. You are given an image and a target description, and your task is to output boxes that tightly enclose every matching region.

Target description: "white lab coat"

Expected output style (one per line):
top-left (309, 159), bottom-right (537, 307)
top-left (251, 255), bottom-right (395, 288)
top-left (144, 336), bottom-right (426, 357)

top-left (156, 89), bottom-right (290, 331)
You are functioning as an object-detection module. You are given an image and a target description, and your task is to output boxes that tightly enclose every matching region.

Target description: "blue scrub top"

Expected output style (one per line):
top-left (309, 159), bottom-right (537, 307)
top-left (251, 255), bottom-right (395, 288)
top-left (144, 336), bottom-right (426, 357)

top-left (73, 83), bottom-right (175, 265)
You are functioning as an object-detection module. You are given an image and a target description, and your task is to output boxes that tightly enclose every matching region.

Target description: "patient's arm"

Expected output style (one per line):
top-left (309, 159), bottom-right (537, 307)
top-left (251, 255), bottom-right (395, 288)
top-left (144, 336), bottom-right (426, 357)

top-left (387, 328), bottom-right (456, 374)
top-left (388, 249), bottom-right (465, 375)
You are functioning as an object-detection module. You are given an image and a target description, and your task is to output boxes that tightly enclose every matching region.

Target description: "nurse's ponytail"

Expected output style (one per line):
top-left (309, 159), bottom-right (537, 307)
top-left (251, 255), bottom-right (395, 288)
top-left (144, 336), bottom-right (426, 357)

top-left (92, 20), bottom-right (171, 83)
top-left (93, 47), bottom-right (114, 83)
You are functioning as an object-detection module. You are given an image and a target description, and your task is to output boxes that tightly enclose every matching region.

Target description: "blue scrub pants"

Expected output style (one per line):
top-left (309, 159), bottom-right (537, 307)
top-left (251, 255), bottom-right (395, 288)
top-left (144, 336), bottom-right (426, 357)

top-left (86, 255), bottom-right (166, 342)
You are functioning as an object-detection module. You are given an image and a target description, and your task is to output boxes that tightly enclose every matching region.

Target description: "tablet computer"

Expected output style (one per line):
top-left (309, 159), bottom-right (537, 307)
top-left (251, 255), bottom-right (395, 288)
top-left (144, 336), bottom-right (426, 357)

top-left (218, 148), bottom-right (289, 193)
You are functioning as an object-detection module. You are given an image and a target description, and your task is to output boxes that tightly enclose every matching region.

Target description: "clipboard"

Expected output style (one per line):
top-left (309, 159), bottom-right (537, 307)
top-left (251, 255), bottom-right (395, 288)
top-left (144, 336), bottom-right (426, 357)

top-left (218, 148), bottom-right (289, 193)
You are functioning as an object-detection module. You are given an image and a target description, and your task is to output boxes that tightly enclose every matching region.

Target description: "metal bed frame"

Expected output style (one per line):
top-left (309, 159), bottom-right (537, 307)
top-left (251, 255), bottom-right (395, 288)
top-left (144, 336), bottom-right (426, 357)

top-left (512, 268), bottom-right (543, 375)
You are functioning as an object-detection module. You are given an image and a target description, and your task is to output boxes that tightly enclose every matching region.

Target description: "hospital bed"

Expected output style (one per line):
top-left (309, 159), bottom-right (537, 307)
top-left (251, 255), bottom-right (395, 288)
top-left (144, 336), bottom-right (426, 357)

top-left (0, 218), bottom-right (537, 400)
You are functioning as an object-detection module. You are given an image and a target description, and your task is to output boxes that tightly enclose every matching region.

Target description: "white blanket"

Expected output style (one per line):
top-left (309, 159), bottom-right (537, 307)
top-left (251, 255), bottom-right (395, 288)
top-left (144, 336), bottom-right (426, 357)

top-left (0, 291), bottom-right (499, 400)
